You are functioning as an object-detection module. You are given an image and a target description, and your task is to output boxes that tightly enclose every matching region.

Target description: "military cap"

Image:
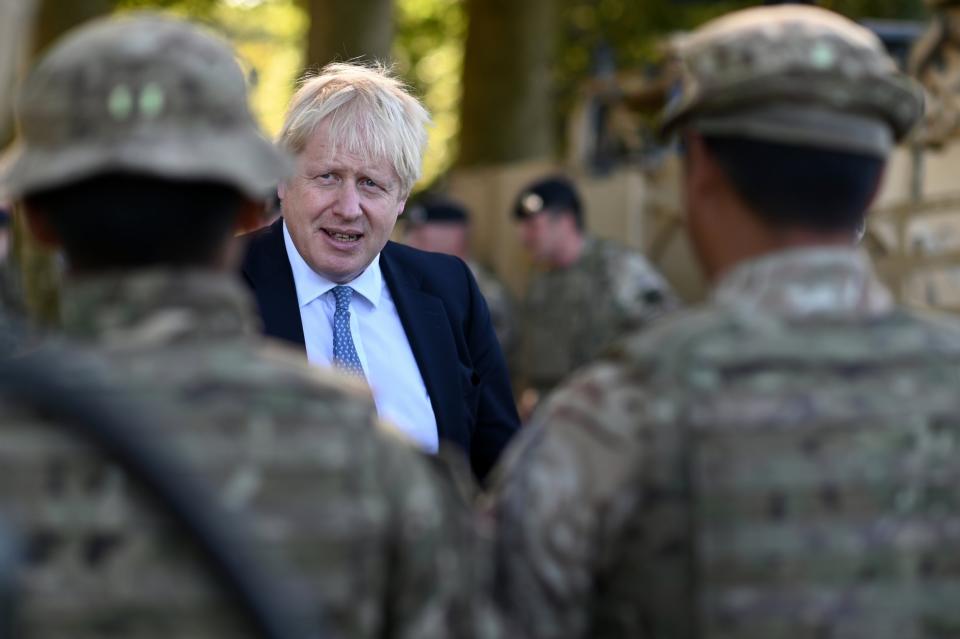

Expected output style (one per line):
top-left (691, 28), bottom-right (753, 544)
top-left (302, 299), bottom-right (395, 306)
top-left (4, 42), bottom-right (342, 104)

top-left (406, 197), bottom-right (469, 226)
top-left (513, 176), bottom-right (583, 220)
top-left (4, 13), bottom-right (291, 200)
top-left (659, 5), bottom-right (924, 157)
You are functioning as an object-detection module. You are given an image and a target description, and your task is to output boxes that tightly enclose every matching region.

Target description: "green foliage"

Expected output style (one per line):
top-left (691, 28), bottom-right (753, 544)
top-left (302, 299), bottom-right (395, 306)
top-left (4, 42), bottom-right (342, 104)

top-left (394, 0), bottom-right (466, 189)
top-left (102, 0), bottom-right (936, 184)
top-left (823, 0), bottom-right (927, 20)
top-left (111, 0), bottom-right (306, 136)
top-left (560, 0), bottom-right (750, 73)
top-left (114, 0), bottom-right (219, 17)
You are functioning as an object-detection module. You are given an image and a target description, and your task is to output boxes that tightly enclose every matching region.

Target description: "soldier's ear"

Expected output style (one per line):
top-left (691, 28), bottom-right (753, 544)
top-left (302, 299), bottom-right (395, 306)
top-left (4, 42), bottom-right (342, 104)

top-left (21, 206), bottom-right (62, 249)
top-left (234, 199), bottom-right (265, 235)
top-left (685, 132), bottom-right (728, 197)
top-left (683, 132), bottom-right (709, 195)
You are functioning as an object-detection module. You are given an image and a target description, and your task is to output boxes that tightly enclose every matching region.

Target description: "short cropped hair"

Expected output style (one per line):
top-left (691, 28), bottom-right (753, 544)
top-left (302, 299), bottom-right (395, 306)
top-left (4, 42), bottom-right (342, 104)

top-left (702, 136), bottom-right (885, 233)
top-left (26, 173), bottom-right (245, 270)
top-left (278, 63), bottom-right (431, 197)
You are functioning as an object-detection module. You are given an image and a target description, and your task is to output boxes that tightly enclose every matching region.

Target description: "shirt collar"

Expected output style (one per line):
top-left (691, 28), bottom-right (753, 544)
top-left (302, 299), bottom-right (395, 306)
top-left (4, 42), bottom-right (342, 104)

top-left (711, 246), bottom-right (894, 319)
top-left (282, 220), bottom-right (383, 309)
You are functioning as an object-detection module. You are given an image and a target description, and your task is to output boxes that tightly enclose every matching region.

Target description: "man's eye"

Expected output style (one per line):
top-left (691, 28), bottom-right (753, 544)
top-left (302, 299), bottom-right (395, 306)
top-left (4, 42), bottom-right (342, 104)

top-left (313, 173), bottom-right (335, 182)
top-left (360, 178), bottom-right (380, 189)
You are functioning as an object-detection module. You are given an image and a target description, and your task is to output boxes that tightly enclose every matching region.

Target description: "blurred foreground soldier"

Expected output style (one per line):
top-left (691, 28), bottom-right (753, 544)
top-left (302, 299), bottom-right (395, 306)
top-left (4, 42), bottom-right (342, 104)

top-left (490, 6), bottom-right (946, 639)
top-left (514, 176), bottom-right (674, 415)
top-left (910, 0), bottom-right (960, 145)
top-left (404, 197), bottom-right (518, 360)
top-left (5, 14), bottom-right (499, 639)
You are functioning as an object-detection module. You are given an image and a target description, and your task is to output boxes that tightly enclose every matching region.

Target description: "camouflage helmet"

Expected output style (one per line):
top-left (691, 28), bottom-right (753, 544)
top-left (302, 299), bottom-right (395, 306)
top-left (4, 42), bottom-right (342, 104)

top-left (4, 13), bottom-right (291, 200)
top-left (659, 5), bottom-right (924, 157)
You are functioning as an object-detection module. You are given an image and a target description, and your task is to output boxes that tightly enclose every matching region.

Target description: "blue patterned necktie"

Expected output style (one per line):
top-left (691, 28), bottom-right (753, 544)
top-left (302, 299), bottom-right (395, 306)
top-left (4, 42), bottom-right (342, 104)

top-left (331, 286), bottom-right (365, 378)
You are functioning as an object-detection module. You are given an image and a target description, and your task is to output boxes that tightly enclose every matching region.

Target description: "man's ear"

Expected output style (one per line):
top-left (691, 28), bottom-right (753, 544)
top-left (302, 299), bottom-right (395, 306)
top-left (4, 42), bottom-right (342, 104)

top-left (277, 181), bottom-right (286, 200)
top-left (396, 197), bottom-right (407, 218)
top-left (22, 205), bottom-right (62, 249)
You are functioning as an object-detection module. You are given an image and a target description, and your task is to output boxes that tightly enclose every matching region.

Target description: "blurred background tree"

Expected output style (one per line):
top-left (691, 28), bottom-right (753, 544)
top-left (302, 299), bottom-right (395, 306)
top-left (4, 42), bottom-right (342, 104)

top-left (308, 0), bottom-right (394, 66)
top-left (458, 0), bottom-right (557, 167)
top-left (3, 0), bottom-right (935, 324)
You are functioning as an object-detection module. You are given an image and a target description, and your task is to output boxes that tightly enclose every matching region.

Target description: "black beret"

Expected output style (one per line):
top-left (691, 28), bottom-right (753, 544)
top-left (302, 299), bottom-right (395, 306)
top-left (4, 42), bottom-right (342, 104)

top-left (406, 198), bottom-right (469, 226)
top-left (513, 176), bottom-right (582, 220)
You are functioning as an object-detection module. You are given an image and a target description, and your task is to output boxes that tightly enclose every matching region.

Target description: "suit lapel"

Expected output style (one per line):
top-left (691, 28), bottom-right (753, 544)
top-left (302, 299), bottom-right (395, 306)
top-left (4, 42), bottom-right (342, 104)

top-left (242, 218), bottom-right (306, 348)
top-left (379, 243), bottom-right (464, 446)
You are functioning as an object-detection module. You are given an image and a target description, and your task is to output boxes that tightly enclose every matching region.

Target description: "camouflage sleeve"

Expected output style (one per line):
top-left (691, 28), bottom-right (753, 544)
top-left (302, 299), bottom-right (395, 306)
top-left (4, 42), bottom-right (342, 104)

top-left (611, 251), bottom-right (679, 327)
top-left (378, 427), bottom-right (514, 639)
top-left (488, 361), bottom-right (648, 639)
top-left (483, 279), bottom-right (518, 358)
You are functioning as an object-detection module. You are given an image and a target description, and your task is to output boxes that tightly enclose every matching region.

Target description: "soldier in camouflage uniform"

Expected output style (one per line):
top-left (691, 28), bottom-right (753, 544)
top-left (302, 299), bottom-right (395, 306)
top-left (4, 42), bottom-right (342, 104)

top-left (488, 6), bottom-right (959, 639)
top-left (514, 175), bottom-right (675, 414)
top-left (404, 197), bottom-right (519, 361)
top-left (3, 14), bottom-right (504, 639)
top-left (910, 0), bottom-right (960, 145)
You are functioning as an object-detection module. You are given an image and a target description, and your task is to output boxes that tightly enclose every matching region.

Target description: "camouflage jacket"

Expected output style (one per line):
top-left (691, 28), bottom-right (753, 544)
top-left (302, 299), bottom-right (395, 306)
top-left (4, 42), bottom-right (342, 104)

top-left (2, 269), bottom-right (502, 639)
top-left (491, 247), bottom-right (960, 639)
top-left (467, 260), bottom-right (518, 365)
top-left (520, 235), bottom-right (676, 396)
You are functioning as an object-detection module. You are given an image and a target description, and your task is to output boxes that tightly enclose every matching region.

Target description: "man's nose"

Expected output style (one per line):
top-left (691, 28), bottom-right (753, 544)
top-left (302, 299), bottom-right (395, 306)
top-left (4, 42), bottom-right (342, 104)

top-left (334, 182), bottom-right (362, 219)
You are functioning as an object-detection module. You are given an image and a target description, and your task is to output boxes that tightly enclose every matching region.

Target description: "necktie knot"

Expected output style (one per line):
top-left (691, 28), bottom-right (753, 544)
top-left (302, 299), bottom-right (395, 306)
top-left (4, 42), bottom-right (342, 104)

top-left (333, 285), bottom-right (354, 312)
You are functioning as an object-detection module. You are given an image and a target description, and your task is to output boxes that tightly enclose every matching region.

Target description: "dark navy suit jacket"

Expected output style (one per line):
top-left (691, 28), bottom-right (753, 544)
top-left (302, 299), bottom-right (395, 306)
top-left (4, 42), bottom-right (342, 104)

top-left (241, 218), bottom-right (520, 480)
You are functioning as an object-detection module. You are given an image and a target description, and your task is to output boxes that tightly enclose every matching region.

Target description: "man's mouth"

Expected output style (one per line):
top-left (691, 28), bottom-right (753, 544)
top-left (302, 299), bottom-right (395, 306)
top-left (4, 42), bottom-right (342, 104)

top-left (323, 229), bottom-right (363, 242)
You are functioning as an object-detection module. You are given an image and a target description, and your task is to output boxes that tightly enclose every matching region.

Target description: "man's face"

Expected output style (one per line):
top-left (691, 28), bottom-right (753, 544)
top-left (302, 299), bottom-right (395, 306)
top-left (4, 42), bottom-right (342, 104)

top-left (279, 121), bottom-right (406, 283)
top-left (518, 211), bottom-right (563, 265)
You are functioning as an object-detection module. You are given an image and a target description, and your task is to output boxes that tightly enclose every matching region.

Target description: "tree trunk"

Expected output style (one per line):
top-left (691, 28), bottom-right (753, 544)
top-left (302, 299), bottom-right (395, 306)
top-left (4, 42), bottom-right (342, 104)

top-left (457, 0), bottom-right (557, 167)
top-left (31, 0), bottom-right (112, 57)
top-left (10, 0), bottom-right (112, 327)
top-left (305, 0), bottom-right (394, 70)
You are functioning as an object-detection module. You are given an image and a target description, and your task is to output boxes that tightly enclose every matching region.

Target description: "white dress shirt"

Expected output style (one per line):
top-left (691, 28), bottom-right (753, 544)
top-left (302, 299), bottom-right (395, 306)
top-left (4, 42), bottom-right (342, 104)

top-left (282, 221), bottom-right (439, 452)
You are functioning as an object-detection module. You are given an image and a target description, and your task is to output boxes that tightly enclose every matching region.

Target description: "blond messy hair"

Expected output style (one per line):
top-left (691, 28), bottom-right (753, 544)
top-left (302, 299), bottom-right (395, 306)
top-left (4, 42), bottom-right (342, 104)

top-left (277, 62), bottom-right (430, 197)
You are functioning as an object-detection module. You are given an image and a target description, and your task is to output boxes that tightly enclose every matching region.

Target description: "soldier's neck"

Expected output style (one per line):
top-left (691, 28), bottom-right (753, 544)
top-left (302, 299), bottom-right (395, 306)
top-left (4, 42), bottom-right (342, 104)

top-left (712, 227), bottom-right (858, 283)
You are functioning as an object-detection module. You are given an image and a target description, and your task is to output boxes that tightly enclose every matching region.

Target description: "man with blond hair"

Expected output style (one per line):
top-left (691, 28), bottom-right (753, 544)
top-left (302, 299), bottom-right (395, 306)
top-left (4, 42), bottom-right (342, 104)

top-left (243, 63), bottom-right (519, 481)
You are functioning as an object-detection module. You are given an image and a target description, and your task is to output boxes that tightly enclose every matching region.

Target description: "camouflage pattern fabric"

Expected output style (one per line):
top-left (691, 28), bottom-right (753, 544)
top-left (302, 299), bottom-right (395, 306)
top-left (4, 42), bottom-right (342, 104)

top-left (491, 247), bottom-right (960, 639)
top-left (910, 9), bottom-right (960, 146)
top-left (519, 235), bottom-right (675, 397)
top-left (467, 260), bottom-right (518, 364)
top-left (1, 269), bottom-right (504, 639)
